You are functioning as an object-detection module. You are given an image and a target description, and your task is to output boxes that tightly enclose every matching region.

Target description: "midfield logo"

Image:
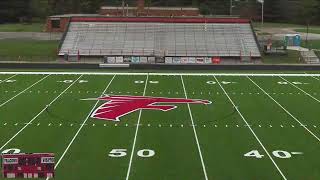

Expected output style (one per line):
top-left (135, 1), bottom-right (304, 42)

top-left (84, 95), bottom-right (211, 121)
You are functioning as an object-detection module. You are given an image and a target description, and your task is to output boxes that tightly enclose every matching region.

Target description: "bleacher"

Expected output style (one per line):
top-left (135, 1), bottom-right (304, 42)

top-left (59, 17), bottom-right (261, 61)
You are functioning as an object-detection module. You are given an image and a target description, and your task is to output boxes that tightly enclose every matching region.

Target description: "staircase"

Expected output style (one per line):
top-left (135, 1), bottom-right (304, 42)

top-left (301, 50), bottom-right (320, 64)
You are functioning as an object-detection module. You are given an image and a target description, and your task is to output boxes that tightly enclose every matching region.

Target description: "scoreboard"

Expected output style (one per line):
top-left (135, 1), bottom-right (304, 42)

top-left (1, 153), bottom-right (55, 178)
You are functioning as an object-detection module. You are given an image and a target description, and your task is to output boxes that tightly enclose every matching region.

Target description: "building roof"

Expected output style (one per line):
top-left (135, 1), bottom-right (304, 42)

top-left (100, 6), bottom-right (199, 11)
top-left (49, 14), bottom-right (102, 18)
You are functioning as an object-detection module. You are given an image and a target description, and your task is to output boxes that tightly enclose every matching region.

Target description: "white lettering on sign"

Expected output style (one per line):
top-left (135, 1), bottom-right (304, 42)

top-left (41, 157), bottom-right (55, 164)
top-left (3, 158), bottom-right (18, 164)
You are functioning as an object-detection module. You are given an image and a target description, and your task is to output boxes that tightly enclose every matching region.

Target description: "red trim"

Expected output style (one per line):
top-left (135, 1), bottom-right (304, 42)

top-left (71, 17), bottom-right (250, 24)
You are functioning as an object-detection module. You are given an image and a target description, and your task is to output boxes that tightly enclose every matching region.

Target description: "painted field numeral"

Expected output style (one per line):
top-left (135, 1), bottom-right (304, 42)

top-left (1, 148), bottom-right (21, 154)
top-left (109, 149), bottom-right (155, 158)
top-left (244, 150), bottom-right (302, 159)
top-left (244, 150), bottom-right (264, 159)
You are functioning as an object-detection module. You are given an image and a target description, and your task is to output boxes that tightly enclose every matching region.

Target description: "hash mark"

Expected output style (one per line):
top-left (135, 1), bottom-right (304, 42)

top-left (291, 152), bottom-right (303, 155)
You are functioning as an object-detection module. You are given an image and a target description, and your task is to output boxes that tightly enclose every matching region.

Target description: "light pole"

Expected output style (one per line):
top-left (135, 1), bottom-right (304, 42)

top-left (230, 0), bottom-right (240, 16)
top-left (257, 0), bottom-right (264, 27)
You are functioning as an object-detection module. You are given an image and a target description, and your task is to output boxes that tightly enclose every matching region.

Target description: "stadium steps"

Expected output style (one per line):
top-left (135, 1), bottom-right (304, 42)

top-left (301, 50), bottom-right (320, 64)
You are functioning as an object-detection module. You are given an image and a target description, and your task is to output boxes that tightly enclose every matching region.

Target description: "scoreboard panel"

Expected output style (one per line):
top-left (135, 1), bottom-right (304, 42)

top-left (1, 153), bottom-right (54, 178)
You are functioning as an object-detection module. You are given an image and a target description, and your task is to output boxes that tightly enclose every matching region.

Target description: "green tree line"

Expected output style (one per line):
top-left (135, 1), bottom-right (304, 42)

top-left (0, 0), bottom-right (319, 25)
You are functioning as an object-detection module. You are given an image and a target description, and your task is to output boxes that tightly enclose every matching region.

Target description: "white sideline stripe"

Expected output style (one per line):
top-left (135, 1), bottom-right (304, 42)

top-left (214, 76), bottom-right (287, 180)
top-left (181, 75), bottom-right (208, 180)
top-left (0, 75), bottom-right (50, 108)
top-left (0, 75), bottom-right (83, 151)
top-left (247, 76), bottom-right (320, 143)
top-left (279, 76), bottom-right (320, 103)
top-left (125, 74), bottom-right (149, 180)
top-left (50, 75), bottom-right (116, 177)
top-left (304, 72), bottom-right (320, 81)
top-left (0, 74), bottom-right (17, 84)
top-left (1, 71), bottom-right (320, 77)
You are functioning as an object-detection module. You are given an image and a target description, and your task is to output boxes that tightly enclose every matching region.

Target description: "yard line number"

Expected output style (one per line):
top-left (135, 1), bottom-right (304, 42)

top-left (244, 150), bottom-right (303, 159)
top-left (278, 81), bottom-right (308, 85)
top-left (109, 149), bottom-right (155, 158)
top-left (57, 80), bottom-right (88, 83)
top-left (0, 80), bottom-right (16, 83)
top-left (1, 148), bottom-right (21, 154)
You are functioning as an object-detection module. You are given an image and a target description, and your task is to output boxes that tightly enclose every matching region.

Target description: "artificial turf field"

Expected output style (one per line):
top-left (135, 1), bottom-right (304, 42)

top-left (0, 72), bottom-right (320, 180)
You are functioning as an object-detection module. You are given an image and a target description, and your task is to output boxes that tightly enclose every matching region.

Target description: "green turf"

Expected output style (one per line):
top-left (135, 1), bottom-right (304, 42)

top-left (262, 50), bottom-right (302, 64)
top-left (0, 72), bottom-right (320, 179)
top-left (301, 40), bottom-right (320, 50)
top-left (253, 22), bottom-right (320, 29)
top-left (295, 28), bottom-right (320, 34)
top-left (0, 39), bottom-right (58, 61)
top-left (0, 23), bottom-right (44, 32)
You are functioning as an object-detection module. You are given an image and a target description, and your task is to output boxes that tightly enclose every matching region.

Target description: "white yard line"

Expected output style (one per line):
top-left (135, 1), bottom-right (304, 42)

top-left (247, 76), bottom-right (320, 143)
top-left (0, 75), bottom-right (83, 151)
top-left (279, 76), bottom-right (320, 103)
top-left (1, 71), bottom-right (320, 77)
top-left (180, 75), bottom-right (208, 180)
top-left (305, 72), bottom-right (320, 81)
top-left (0, 74), bottom-right (17, 84)
top-left (0, 74), bottom-right (51, 108)
top-left (125, 74), bottom-right (149, 180)
top-left (50, 75), bottom-right (116, 177)
top-left (214, 76), bottom-right (287, 180)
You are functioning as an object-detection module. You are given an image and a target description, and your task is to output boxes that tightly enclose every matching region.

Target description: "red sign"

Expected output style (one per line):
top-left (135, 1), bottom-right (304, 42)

top-left (1, 153), bottom-right (55, 178)
top-left (212, 57), bottom-right (221, 64)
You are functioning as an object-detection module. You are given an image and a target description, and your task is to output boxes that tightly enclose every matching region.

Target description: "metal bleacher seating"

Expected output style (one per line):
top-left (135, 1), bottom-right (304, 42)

top-left (59, 21), bottom-right (261, 58)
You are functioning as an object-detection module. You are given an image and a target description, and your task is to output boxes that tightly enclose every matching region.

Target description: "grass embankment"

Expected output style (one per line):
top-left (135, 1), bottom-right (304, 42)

top-left (0, 23), bottom-right (44, 32)
top-left (262, 50), bottom-right (302, 64)
top-left (0, 39), bottom-right (58, 61)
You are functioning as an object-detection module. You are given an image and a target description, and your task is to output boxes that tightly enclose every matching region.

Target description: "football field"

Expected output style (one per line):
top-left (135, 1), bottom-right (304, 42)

top-left (1, 71), bottom-right (320, 180)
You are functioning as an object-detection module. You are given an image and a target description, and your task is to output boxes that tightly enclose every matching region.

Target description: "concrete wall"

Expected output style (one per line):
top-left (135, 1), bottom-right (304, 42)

top-left (2, 62), bottom-right (320, 71)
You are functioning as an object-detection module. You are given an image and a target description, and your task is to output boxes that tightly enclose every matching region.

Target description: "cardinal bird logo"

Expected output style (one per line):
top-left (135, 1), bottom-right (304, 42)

top-left (83, 95), bottom-right (211, 121)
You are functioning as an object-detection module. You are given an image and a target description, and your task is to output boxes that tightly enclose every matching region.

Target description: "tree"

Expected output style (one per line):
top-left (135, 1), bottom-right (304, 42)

top-left (299, 0), bottom-right (319, 46)
top-left (0, 0), bottom-right (32, 23)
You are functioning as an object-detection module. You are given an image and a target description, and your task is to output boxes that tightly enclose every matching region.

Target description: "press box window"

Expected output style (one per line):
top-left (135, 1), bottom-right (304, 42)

top-left (51, 20), bottom-right (60, 28)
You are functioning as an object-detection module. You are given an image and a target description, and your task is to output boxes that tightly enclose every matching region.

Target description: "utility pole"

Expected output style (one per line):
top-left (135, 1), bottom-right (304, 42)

top-left (122, 0), bottom-right (125, 16)
top-left (261, 0), bottom-right (264, 26)
top-left (230, 0), bottom-right (233, 15)
top-left (257, 0), bottom-right (264, 27)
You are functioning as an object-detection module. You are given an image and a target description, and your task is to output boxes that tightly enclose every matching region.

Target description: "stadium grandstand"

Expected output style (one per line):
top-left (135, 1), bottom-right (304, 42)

top-left (59, 17), bottom-right (261, 64)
